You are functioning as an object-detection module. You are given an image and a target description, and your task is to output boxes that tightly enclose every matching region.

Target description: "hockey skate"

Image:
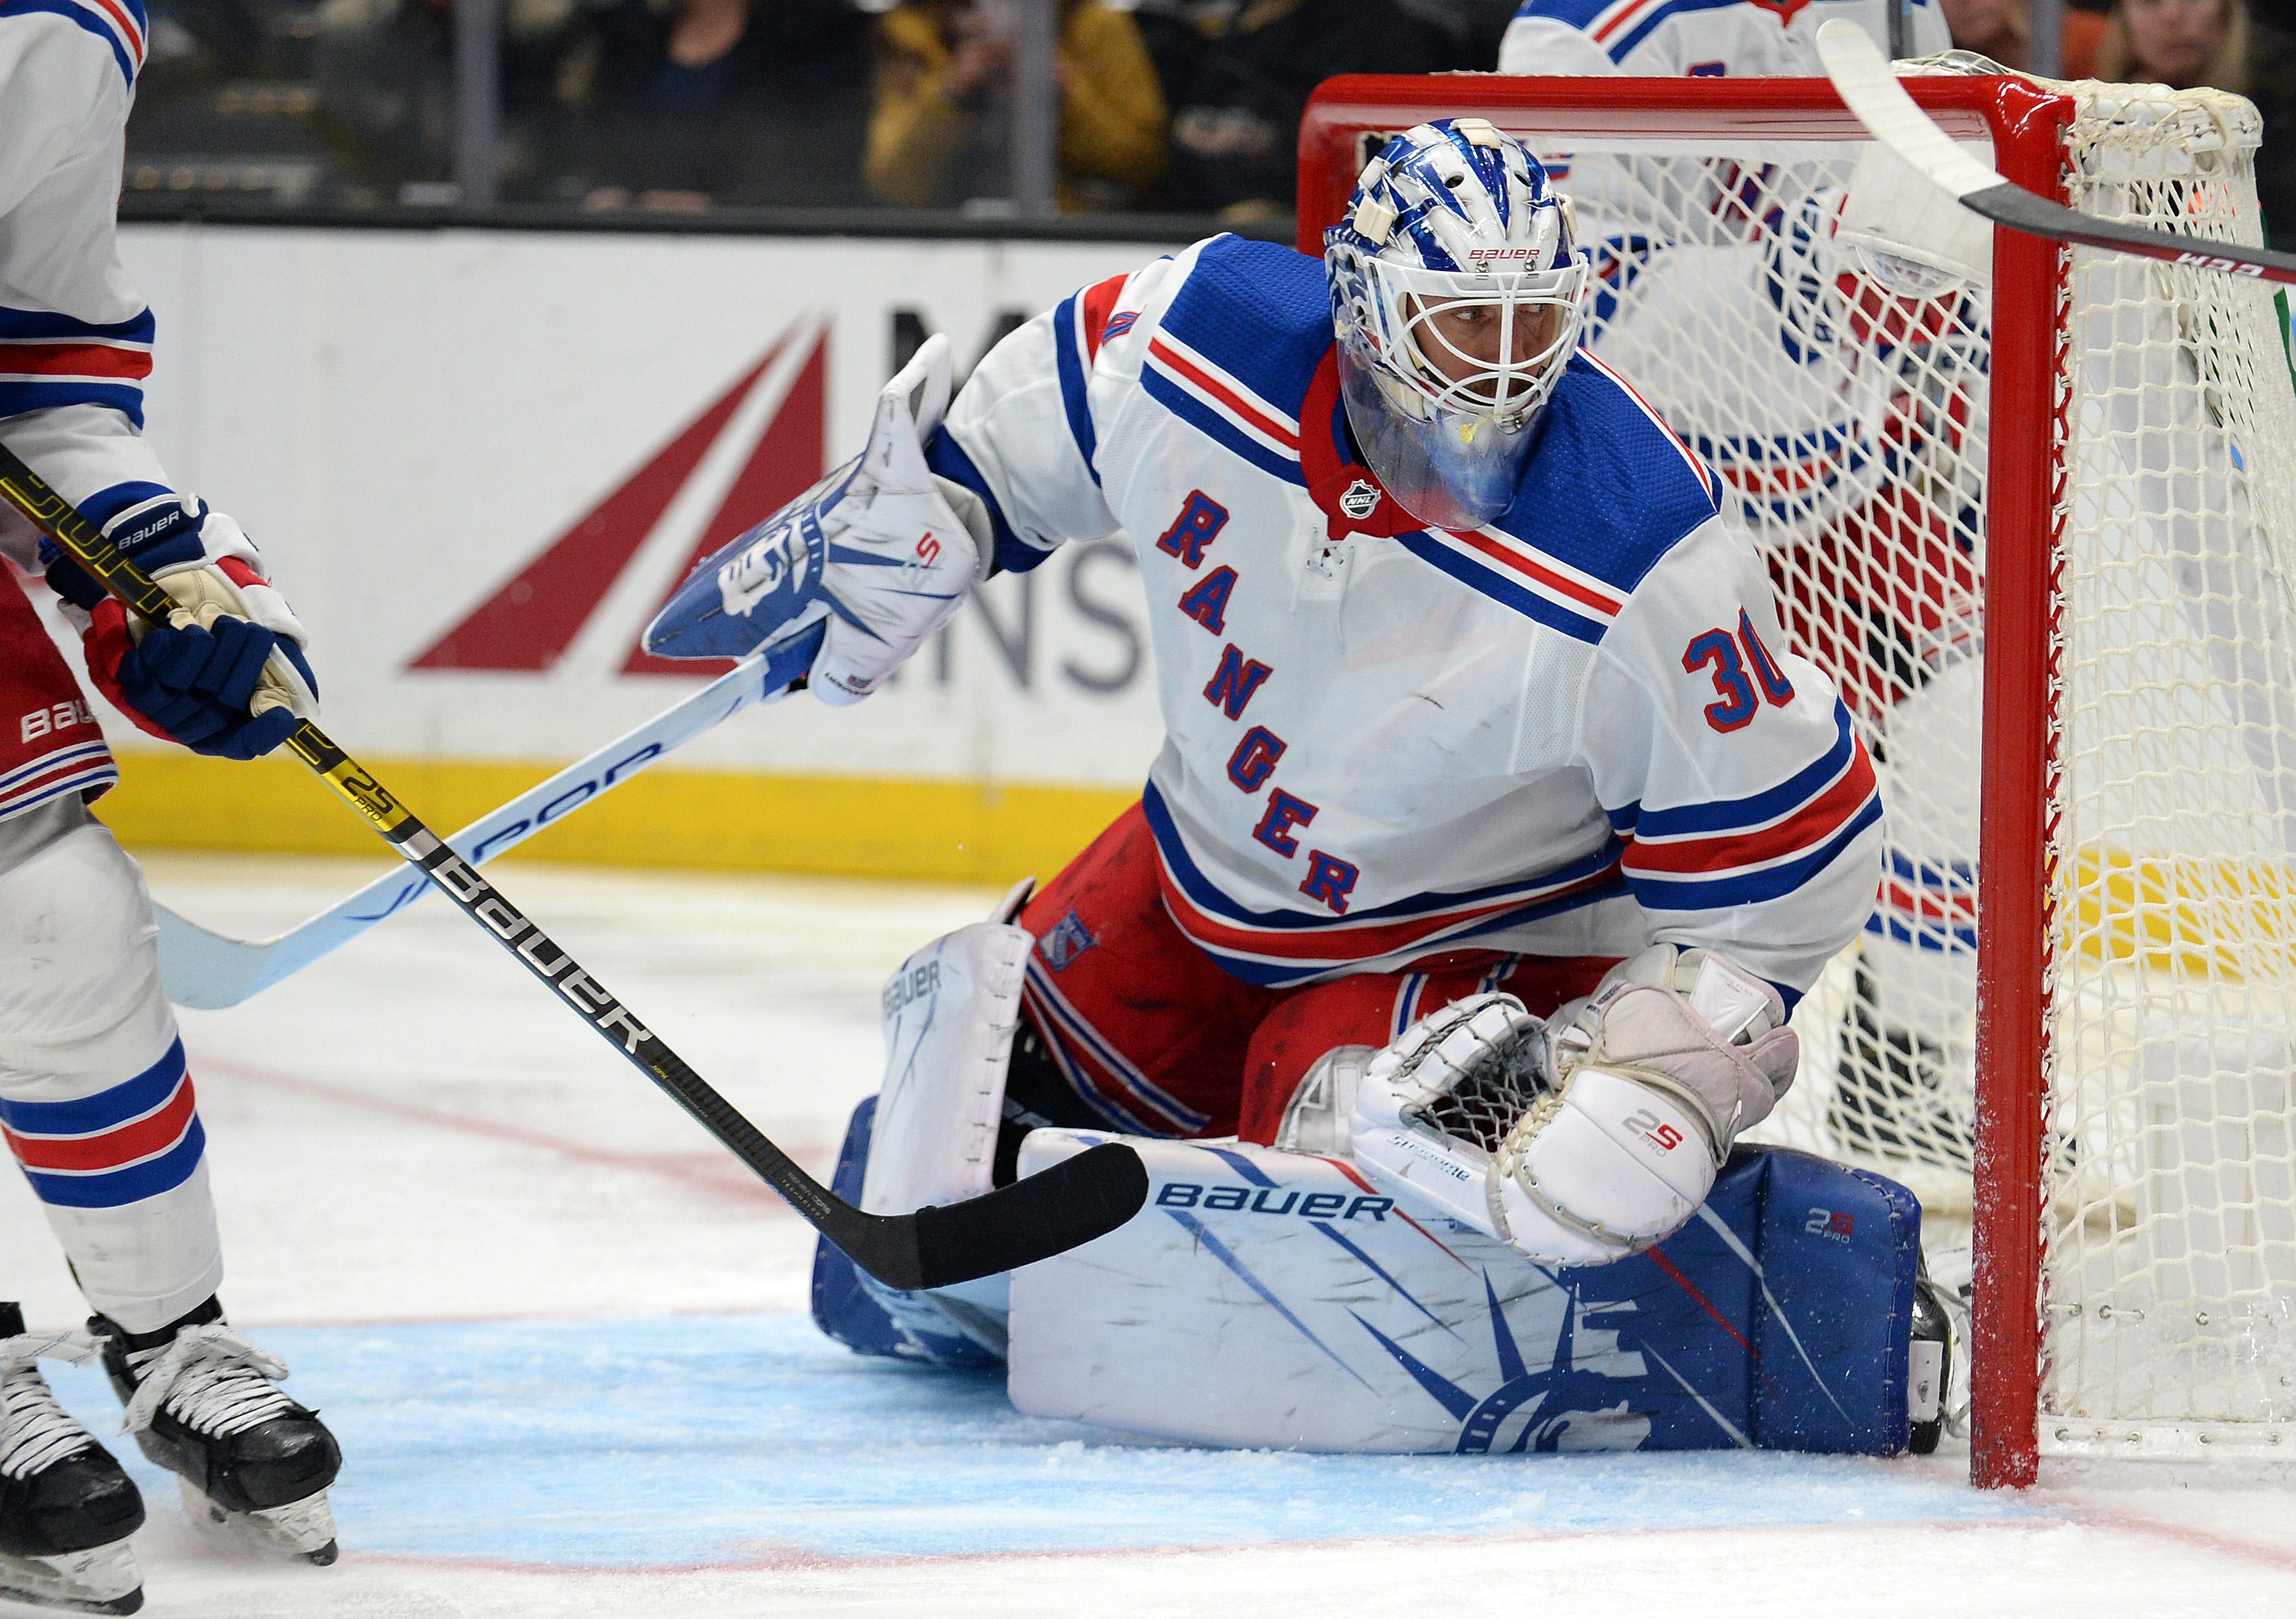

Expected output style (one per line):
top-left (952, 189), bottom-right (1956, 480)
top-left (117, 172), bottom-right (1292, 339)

top-left (92, 1299), bottom-right (341, 1568)
top-left (1, 1305), bottom-right (145, 1615)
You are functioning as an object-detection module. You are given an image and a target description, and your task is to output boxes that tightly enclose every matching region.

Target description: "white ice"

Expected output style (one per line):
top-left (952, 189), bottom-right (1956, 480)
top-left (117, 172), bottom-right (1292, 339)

top-left (3, 855), bottom-right (2293, 1618)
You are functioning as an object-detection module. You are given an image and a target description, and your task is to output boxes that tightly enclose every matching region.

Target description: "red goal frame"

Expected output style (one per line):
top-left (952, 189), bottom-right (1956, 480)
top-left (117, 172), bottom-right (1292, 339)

top-left (1296, 74), bottom-right (2080, 1489)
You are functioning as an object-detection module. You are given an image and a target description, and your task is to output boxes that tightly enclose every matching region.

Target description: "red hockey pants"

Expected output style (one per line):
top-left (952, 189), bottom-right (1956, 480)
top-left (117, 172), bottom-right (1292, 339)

top-left (1015, 803), bottom-right (1617, 1145)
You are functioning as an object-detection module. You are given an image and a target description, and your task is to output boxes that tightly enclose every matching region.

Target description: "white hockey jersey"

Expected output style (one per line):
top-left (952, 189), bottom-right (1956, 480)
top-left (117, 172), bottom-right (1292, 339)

top-left (0, 0), bottom-right (174, 578)
top-left (932, 236), bottom-right (1882, 997)
top-left (1497, 0), bottom-right (1949, 78)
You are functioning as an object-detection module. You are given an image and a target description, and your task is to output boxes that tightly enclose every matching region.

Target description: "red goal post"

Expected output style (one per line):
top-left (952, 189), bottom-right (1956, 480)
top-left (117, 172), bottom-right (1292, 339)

top-left (1297, 73), bottom-right (2078, 1491)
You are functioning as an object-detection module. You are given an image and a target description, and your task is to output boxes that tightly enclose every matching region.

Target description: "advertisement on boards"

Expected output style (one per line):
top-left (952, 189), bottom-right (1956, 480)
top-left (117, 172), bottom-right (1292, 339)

top-left (83, 223), bottom-right (1185, 880)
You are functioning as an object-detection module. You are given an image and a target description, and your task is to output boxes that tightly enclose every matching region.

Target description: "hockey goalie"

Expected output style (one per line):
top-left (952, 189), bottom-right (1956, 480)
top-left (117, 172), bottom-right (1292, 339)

top-left (649, 120), bottom-right (1950, 1455)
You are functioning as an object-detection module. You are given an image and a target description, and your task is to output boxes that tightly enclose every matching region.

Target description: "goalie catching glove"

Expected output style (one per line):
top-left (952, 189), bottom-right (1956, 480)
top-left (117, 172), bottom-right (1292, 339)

top-left (642, 333), bottom-right (993, 704)
top-left (43, 494), bottom-right (319, 760)
top-left (1348, 945), bottom-right (1799, 1266)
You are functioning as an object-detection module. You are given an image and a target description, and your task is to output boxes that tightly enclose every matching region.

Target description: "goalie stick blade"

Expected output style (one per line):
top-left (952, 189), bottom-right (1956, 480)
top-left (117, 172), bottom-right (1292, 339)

top-left (832, 1142), bottom-right (1151, 1291)
top-left (151, 622), bottom-right (826, 1009)
top-left (1814, 18), bottom-right (2296, 288)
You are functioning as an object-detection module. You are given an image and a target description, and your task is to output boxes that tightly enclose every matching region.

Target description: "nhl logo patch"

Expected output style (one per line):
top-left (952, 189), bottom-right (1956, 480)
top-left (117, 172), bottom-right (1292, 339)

top-left (1339, 478), bottom-right (1382, 520)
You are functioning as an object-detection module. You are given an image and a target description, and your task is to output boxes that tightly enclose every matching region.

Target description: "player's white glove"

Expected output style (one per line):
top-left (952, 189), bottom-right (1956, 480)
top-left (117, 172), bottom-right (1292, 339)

top-left (1832, 138), bottom-right (1992, 297)
top-left (1349, 948), bottom-right (1798, 1266)
top-left (641, 334), bottom-right (993, 705)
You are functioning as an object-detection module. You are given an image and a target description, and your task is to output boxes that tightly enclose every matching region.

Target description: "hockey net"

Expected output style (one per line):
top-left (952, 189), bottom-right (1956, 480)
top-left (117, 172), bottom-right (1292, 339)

top-left (1301, 64), bottom-right (2296, 1484)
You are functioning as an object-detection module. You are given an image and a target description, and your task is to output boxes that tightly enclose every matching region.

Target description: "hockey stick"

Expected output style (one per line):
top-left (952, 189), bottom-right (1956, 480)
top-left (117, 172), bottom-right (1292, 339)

top-left (0, 446), bottom-right (1148, 1290)
top-left (1815, 20), bottom-right (2296, 287)
top-left (155, 630), bottom-right (820, 1010)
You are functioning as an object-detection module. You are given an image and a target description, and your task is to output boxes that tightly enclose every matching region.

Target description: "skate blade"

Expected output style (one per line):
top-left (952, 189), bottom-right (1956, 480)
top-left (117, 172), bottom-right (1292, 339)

top-left (0, 1541), bottom-right (143, 1613)
top-left (177, 1478), bottom-right (338, 1564)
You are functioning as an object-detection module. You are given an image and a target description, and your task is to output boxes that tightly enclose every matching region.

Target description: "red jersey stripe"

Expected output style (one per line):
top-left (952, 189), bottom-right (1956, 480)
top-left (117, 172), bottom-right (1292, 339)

top-left (1147, 337), bottom-right (1300, 450)
top-left (0, 343), bottom-right (155, 380)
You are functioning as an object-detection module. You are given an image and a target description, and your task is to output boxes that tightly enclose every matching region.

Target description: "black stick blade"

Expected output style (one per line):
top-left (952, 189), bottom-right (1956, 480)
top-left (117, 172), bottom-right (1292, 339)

top-left (905, 1142), bottom-right (1149, 1289)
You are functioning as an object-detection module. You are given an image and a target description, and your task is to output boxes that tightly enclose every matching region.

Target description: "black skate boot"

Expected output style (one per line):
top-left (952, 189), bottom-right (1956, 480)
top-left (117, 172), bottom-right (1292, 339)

top-left (1908, 1259), bottom-right (1956, 1456)
top-left (91, 1298), bottom-right (340, 1567)
top-left (0, 1303), bottom-right (145, 1614)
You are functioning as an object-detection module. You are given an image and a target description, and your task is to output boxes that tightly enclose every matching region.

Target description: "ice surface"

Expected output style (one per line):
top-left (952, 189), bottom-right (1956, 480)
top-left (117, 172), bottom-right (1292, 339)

top-left (4, 855), bottom-right (2294, 1616)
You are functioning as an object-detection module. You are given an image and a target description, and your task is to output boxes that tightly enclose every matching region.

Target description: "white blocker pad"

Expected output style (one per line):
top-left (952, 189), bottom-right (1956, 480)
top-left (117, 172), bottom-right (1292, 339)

top-left (1007, 1131), bottom-right (1924, 1455)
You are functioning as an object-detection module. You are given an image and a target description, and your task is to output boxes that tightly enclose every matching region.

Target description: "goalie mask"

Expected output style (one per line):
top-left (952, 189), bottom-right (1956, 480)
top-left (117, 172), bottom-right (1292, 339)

top-left (1325, 119), bottom-right (1591, 529)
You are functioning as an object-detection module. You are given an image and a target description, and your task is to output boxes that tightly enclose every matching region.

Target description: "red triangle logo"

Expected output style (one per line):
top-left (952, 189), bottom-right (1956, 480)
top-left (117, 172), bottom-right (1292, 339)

top-left (409, 324), bottom-right (828, 674)
top-left (621, 335), bottom-right (828, 677)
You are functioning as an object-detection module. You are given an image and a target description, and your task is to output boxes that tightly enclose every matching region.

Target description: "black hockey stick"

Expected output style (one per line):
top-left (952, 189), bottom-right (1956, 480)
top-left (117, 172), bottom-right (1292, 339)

top-left (1816, 20), bottom-right (2296, 287)
top-left (0, 447), bottom-right (1147, 1290)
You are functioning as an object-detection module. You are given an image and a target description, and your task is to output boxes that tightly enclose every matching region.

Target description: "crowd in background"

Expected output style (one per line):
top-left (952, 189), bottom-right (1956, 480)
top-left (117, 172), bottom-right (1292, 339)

top-left (127, 0), bottom-right (2289, 239)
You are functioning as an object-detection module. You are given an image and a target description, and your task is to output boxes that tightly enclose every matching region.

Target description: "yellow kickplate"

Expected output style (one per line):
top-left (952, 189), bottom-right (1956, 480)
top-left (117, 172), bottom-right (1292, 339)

top-left (93, 751), bottom-right (1133, 888)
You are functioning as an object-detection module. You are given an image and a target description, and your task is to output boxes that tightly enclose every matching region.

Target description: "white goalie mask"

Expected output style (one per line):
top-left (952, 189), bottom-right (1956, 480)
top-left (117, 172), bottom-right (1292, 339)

top-left (1325, 119), bottom-right (1591, 529)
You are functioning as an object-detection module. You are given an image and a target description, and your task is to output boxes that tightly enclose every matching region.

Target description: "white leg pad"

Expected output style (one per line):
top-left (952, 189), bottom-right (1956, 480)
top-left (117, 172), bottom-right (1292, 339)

top-left (861, 917), bottom-right (1032, 1218)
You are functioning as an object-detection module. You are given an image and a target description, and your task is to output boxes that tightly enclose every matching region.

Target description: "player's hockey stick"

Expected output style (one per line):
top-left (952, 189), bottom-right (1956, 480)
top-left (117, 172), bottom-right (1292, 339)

top-left (0, 447), bottom-right (1149, 1290)
top-left (154, 632), bottom-right (818, 1010)
top-left (1816, 19), bottom-right (2296, 287)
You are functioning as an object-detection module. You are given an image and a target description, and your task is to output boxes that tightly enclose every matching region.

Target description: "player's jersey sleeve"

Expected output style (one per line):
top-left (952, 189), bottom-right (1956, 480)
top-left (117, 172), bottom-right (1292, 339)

top-left (0, 5), bottom-right (170, 574)
top-left (1495, 3), bottom-right (1618, 74)
top-left (1578, 515), bottom-right (1882, 996)
top-left (1498, 0), bottom-right (1948, 77)
top-left (929, 251), bottom-right (1193, 574)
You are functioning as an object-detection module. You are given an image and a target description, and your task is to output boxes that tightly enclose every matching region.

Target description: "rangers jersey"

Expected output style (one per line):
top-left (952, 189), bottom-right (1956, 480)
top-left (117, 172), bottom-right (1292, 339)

top-left (0, 0), bottom-right (173, 579)
top-left (930, 235), bottom-right (1882, 996)
top-left (0, 0), bottom-right (162, 818)
top-left (1497, 0), bottom-right (1948, 78)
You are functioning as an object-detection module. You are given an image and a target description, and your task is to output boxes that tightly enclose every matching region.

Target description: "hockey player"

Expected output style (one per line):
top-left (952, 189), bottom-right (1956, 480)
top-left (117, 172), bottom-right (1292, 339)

top-left (2, 7), bottom-right (342, 1611)
top-left (1497, 0), bottom-right (1949, 76)
top-left (655, 120), bottom-right (1885, 1280)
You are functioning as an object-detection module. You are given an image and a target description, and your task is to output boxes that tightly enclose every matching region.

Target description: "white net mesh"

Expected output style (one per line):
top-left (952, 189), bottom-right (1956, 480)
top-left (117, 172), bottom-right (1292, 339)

top-left (1387, 67), bottom-right (2296, 1445)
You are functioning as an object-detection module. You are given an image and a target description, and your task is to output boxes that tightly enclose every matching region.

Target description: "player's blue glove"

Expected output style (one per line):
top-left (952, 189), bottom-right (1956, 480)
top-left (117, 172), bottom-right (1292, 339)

top-left (45, 493), bottom-right (320, 759)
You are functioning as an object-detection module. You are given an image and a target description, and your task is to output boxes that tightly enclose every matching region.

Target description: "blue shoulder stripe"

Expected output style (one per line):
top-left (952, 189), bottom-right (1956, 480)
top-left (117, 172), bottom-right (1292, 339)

top-left (1393, 529), bottom-right (1609, 644)
top-left (1050, 291), bottom-right (1099, 486)
top-left (1157, 236), bottom-right (1329, 424)
top-left (1494, 357), bottom-right (1716, 600)
top-left (1139, 367), bottom-right (1305, 486)
top-left (1, 0), bottom-right (140, 89)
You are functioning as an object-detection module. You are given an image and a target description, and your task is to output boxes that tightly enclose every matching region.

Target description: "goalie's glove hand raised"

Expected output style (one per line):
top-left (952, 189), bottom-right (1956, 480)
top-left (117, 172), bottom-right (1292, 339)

top-left (641, 333), bottom-right (992, 705)
top-left (1349, 949), bottom-right (1798, 1267)
top-left (45, 495), bottom-right (319, 760)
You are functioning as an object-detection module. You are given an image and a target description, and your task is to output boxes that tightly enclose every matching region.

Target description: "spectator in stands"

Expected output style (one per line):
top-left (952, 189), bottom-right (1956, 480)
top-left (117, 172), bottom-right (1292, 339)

top-left (2099, 1), bottom-right (2293, 247)
top-left (1136, 0), bottom-right (1445, 221)
top-left (864, 0), bottom-right (1168, 212)
top-left (1941, 0), bottom-right (2107, 76)
top-left (566, 0), bottom-right (871, 209)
